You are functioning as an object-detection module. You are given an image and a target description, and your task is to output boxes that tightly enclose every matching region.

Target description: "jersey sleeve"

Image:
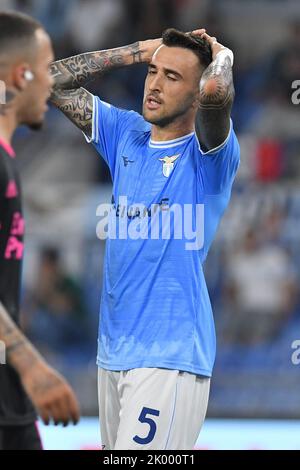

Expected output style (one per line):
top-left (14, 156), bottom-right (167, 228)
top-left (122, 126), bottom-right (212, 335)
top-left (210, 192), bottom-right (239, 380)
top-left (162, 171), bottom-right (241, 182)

top-left (196, 120), bottom-right (240, 195)
top-left (84, 95), bottom-right (146, 178)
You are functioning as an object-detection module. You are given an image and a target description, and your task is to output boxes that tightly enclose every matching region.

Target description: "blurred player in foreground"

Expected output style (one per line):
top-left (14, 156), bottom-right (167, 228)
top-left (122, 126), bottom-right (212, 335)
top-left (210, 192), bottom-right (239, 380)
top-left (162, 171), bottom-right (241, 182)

top-left (51, 28), bottom-right (239, 449)
top-left (0, 12), bottom-right (79, 450)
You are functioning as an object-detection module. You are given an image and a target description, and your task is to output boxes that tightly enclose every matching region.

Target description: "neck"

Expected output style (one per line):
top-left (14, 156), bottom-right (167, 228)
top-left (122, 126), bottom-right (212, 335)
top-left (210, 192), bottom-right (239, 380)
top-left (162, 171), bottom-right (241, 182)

top-left (150, 115), bottom-right (195, 142)
top-left (151, 124), bottom-right (194, 141)
top-left (0, 112), bottom-right (17, 145)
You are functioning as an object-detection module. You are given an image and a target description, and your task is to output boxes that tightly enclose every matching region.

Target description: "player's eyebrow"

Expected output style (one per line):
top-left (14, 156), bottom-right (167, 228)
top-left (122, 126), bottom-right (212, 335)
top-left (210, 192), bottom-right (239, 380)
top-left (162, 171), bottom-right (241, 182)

top-left (148, 63), bottom-right (183, 79)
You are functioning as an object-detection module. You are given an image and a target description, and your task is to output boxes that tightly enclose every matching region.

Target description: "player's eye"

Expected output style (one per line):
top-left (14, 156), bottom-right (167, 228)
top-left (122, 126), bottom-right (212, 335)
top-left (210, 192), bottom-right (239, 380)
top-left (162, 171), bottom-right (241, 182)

top-left (148, 69), bottom-right (156, 75)
top-left (167, 75), bottom-right (177, 81)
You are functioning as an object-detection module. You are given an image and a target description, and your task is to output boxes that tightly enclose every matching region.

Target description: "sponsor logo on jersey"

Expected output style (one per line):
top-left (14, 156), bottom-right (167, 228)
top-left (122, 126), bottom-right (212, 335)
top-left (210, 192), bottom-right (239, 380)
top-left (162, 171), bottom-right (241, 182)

top-left (122, 156), bottom-right (135, 167)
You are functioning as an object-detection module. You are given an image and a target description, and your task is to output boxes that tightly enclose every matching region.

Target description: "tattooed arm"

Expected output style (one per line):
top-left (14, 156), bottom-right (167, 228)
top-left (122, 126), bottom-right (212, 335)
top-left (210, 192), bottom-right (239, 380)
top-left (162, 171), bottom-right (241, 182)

top-left (50, 40), bottom-right (161, 138)
top-left (0, 301), bottom-right (42, 372)
top-left (193, 32), bottom-right (235, 152)
top-left (0, 302), bottom-right (80, 425)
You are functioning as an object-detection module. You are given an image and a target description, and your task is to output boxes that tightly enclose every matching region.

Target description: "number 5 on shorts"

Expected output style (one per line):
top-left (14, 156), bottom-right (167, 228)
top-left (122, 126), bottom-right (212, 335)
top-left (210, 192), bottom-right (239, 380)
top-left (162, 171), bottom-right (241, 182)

top-left (133, 407), bottom-right (160, 445)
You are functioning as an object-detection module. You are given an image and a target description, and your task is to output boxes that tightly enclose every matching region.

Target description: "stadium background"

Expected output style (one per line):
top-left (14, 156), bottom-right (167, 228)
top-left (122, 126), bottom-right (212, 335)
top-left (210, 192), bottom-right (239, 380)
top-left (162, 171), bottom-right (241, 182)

top-left (2, 0), bottom-right (300, 449)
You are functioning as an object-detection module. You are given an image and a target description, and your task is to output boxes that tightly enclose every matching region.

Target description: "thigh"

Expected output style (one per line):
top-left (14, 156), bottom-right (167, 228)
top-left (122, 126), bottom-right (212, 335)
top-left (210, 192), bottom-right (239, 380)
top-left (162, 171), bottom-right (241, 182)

top-left (114, 368), bottom-right (210, 450)
top-left (166, 372), bottom-right (210, 449)
top-left (98, 368), bottom-right (121, 450)
top-left (1, 423), bottom-right (43, 450)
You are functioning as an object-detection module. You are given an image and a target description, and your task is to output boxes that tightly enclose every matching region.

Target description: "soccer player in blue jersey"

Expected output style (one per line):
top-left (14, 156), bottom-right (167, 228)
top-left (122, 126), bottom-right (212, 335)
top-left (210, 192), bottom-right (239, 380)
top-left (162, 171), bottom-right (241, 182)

top-left (51, 28), bottom-right (240, 450)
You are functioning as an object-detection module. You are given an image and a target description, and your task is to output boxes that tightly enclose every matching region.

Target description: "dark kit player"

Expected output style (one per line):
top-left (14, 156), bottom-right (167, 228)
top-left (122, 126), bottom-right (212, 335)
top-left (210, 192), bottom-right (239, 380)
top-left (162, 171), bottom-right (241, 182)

top-left (0, 12), bottom-right (79, 450)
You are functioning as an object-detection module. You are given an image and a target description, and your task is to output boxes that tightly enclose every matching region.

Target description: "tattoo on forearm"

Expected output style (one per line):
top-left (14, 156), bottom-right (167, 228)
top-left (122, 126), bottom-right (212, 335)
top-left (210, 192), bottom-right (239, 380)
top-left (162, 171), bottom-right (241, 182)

top-left (6, 339), bottom-right (26, 354)
top-left (199, 56), bottom-right (234, 109)
top-left (51, 42), bottom-right (143, 91)
top-left (196, 54), bottom-right (234, 151)
top-left (130, 42), bottom-right (143, 64)
top-left (0, 303), bottom-right (40, 372)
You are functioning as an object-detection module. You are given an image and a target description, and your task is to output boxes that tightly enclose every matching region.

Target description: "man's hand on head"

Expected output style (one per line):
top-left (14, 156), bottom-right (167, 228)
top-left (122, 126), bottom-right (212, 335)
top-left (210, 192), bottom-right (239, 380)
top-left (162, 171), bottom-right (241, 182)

top-left (140, 29), bottom-right (208, 65)
top-left (191, 30), bottom-right (234, 66)
top-left (139, 38), bottom-right (163, 63)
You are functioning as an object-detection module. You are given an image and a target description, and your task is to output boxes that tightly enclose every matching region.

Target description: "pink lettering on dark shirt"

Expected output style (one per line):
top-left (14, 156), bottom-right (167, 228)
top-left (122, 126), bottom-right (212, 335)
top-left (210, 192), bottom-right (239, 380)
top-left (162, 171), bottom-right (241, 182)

top-left (11, 212), bottom-right (25, 236)
top-left (5, 180), bottom-right (18, 199)
top-left (4, 212), bottom-right (25, 260)
top-left (5, 236), bottom-right (24, 260)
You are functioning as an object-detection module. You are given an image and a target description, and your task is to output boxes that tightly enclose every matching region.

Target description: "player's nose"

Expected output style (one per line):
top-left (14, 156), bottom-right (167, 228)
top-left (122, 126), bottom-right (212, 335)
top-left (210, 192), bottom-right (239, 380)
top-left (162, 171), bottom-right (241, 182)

top-left (149, 74), bottom-right (163, 92)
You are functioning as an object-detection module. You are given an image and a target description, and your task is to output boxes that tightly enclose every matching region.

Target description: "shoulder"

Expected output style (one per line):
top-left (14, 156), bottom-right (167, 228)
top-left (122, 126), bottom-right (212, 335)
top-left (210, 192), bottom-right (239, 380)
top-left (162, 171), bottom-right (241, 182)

top-left (194, 121), bottom-right (240, 195)
top-left (93, 96), bottom-right (150, 134)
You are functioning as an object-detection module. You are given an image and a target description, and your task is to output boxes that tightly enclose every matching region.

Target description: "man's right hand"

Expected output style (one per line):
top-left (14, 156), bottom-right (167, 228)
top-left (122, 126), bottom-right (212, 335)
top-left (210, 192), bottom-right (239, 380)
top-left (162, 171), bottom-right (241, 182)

top-left (21, 360), bottom-right (80, 426)
top-left (139, 29), bottom-right (208, 64)
top-left (139, 38), bottom-right (162, 63)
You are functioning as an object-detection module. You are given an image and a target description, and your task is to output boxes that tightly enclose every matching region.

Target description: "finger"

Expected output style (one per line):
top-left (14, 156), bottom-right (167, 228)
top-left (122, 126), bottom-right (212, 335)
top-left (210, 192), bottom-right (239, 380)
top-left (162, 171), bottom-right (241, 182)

top-left (191, 28), bottom-right (206, 35)
top-left (48, 402), bottom-right (64, 426)
top-left (57, 392), bottom-right (77, 426)
top-left (67, 391), bottom-right (80, 425)
top-left (47, 396), bottom-right (70, 426)
top-left (201, 32), bottom-right (218, 46)
top-left (39, 407), bottom-right (50, 426)
top-left (199, 31), bottom-right (210, 39)
top-left (56, 388), bottom-right (80, 427)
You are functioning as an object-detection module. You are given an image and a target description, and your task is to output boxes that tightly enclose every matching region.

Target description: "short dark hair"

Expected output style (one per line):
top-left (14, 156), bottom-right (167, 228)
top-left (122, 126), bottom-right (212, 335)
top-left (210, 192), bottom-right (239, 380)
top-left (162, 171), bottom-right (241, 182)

top-left (162, 28), bottom-right (212, 69)
top-left (0, 11), bottom-right (42, 55)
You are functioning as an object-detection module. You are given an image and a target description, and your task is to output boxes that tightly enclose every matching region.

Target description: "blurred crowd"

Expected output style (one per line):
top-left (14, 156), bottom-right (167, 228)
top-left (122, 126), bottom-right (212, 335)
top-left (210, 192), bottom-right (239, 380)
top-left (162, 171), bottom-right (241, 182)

top-left (1, 0), bottom-right (300, 417)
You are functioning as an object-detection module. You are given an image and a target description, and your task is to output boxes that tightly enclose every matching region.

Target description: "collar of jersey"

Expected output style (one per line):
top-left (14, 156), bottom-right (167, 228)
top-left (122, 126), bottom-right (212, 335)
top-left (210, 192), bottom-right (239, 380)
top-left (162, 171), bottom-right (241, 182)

top-left (149, 131), bottom-right (194, 149)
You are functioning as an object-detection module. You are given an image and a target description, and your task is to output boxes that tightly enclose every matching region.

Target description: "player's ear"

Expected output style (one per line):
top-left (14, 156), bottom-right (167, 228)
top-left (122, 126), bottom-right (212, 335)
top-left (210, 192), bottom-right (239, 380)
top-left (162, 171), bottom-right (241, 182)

top-left (12, 63), bottom-right (32, 92)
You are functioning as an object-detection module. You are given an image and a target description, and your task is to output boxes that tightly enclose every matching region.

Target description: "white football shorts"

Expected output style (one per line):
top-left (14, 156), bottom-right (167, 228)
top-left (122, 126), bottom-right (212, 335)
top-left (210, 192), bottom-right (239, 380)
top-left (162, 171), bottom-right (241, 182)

top-left (98, 367), bottom-right (210, 450)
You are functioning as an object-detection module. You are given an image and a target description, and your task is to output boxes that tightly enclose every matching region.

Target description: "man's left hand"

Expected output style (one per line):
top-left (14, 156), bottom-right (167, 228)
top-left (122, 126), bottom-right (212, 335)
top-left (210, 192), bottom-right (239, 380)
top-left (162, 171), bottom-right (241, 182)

top-left (192, 30), bottom-right (232, 61)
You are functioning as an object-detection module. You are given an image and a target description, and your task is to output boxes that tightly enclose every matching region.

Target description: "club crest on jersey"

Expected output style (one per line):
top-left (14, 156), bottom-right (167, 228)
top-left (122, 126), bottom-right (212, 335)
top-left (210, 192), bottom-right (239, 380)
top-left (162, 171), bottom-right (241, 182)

top-left (159, 154), bottom-right (180, 178)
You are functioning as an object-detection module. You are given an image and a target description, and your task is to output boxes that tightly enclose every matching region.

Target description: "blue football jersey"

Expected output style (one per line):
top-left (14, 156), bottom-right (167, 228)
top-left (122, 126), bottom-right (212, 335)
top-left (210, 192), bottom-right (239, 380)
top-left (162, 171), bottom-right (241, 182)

top-left (85, 95), bottom-right (240, 376)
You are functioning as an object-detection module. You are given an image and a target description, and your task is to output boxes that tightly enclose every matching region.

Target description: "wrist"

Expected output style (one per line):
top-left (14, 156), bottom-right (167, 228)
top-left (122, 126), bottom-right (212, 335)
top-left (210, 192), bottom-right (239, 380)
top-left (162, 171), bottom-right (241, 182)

top-left (138, 39), bottom-right (162, 64)
top-left (138, 41), bottom-right (151, 63)
top-left (215, 48), bottom-right (234, 67)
